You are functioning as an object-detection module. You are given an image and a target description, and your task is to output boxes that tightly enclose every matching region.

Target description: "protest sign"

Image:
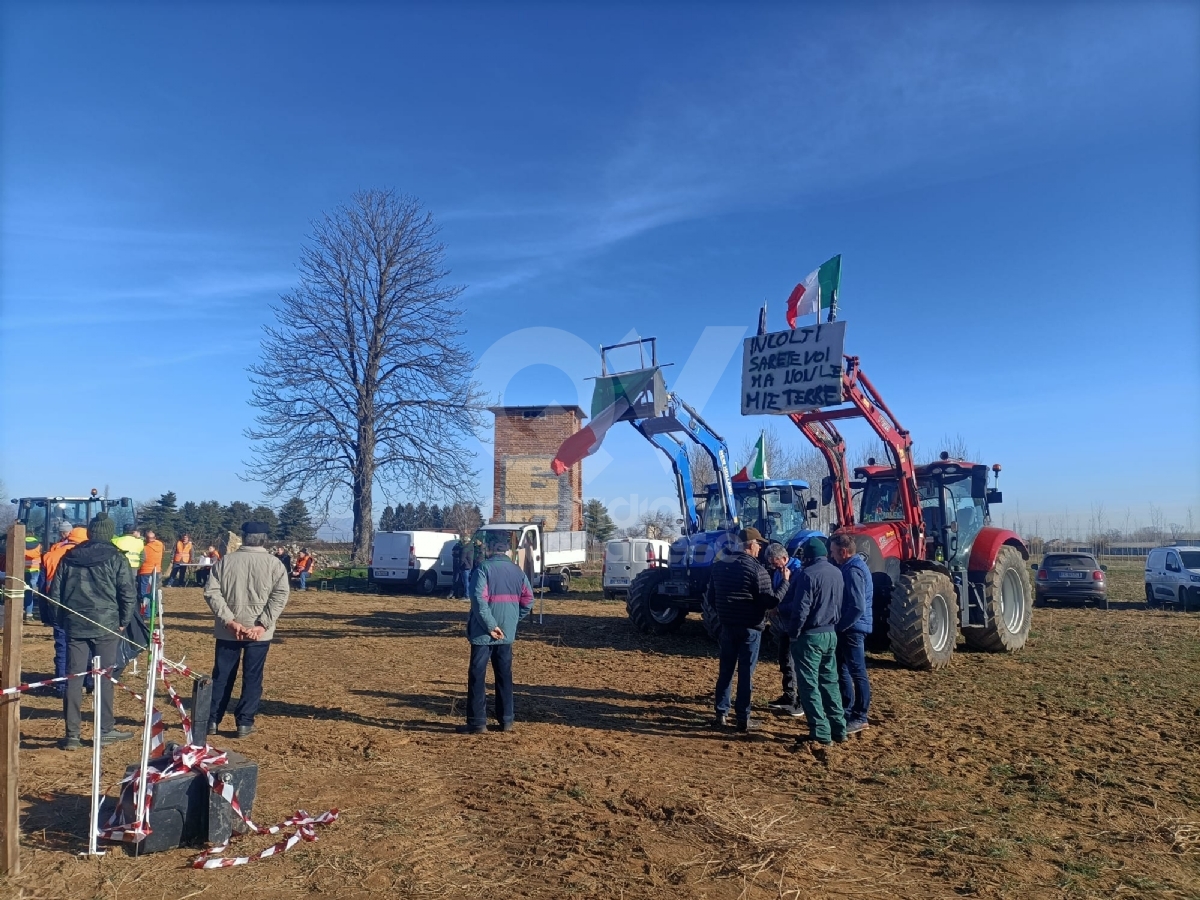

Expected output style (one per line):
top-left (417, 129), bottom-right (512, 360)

top-left (741, 321), bottom-right (847, 415)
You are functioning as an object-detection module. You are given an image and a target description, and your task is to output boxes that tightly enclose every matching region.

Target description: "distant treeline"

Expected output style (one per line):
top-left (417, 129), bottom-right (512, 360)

top-left (136, 492), bottom-right (317, 548)
top-left (379, 501), bottom-right (484, 536)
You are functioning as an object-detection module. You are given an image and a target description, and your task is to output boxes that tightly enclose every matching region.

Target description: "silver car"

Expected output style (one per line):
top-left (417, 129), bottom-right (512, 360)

top-left (1145, 546), bottom-right (1200, 611)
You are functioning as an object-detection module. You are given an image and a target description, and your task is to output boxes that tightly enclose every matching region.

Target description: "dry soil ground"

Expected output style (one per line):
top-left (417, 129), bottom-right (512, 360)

top-left (3, 563), bottom-right (1198, 900)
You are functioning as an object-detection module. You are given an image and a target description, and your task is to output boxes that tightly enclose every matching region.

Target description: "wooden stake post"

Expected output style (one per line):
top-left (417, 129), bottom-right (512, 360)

top-left (2, 523), bottom-right (26, 875)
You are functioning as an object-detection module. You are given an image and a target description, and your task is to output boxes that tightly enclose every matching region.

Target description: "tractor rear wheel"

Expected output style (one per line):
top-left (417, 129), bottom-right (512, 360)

top-left (964, 546), bottom-right (1033, 653)
top-left (889, 569), bottom-right (958, 670)
top-left (626, 568), bottom-right (686, 634)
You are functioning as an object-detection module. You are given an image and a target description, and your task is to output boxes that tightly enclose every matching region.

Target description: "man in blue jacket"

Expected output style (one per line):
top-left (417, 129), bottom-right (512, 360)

top-left (778, 536), bottom-right (846, 746)
top-left (831, 532), bottom-right (873, 734)
top-left (460, 531), bottom-right (534, 735)
top-left (764, 542), bottom-right (803, 717)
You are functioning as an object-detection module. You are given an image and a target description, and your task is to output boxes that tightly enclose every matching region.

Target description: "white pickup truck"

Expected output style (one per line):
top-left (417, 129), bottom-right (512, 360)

top-left (476, 522), bottom-right (587, 593)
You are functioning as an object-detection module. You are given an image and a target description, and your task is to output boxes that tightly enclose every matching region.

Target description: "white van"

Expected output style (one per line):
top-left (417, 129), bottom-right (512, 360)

top-left (370, 530), bottom-right (459, 593)
top-left (603, 538), bottom-right (670, 599)
top-left (1145, 546), bottom-right (1200, 610)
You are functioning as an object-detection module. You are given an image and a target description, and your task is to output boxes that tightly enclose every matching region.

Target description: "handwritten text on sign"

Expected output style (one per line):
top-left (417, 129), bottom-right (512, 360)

top-left (741, 321), bottom-right (847, 415)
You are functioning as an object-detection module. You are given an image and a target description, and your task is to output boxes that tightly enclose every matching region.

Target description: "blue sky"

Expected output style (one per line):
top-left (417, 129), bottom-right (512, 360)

top-left (2, 2), bottom-right (1198, 537)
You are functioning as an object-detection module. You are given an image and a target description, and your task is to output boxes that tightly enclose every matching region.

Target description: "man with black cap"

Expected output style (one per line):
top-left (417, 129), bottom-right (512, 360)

top-left (707, 527), bottom-right (785, 733)
top-left (49, 512), bottom-right (137, 750)
top-left (203, 521), bottom-right (290, 738)
top-left (778, 536), bottom-right (846, 748)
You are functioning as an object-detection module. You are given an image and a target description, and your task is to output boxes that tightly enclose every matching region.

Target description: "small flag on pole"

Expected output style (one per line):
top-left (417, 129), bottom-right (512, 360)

top-left (731, 432), bottom-right (767, 482)
top-left (785, 255), bottom-right (842, 328)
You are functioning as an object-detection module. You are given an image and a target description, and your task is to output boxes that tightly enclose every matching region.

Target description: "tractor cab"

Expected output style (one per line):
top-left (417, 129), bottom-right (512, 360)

top-left (856, 457), bottom-right (1002, 567)
top-left (699, 479), bottom-right (819, 549)
top-left (13, 492), bottom-right (136, 551)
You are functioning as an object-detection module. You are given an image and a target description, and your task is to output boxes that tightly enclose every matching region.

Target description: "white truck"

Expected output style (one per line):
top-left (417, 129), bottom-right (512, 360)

top-left (476, 522), bottom-right (587, 594)
top-left (369, 530), bottom-right (460, 593)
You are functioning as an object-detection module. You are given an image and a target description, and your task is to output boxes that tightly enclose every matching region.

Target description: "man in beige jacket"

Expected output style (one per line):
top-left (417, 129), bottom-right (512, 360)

top-left (203, 521), bottom-right (290, 738)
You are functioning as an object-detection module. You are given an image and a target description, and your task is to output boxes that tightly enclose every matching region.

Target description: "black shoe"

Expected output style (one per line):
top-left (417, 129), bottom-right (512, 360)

top-left (711, 713), bottom-right (729, 729)
top-left (207, 723), bottom-right (219, 736)
top-left (236, 724), bottom-right (256, 738)
top-left (735, 719), bottom-right (757, 733)
top-left (100, 729), bottom-right (133, 745)
top-left (59, 736), bottom-right (82, 751)
top-left (499, 721), bottom-right (514, 733)
top-left (456, 724), bottom-right (486, 735)
top-left (767, 694), bottom-right (796, 710)
top-left (795, 733), bottom-right (832, 746)
top-left (786, 706), bottom-right (807, 719)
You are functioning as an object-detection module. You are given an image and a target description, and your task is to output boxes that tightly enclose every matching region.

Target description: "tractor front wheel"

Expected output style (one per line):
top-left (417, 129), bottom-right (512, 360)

top-left (964, 546), bottom-right (1033, 653)
top-left (626, 568), bottom-right (686, 634)
top-left (700, 585), bottom-right (722, 644)
top-left (865, 571), bottom-right (893, 654)
top-left (889, 569), bottom-right (958, 670)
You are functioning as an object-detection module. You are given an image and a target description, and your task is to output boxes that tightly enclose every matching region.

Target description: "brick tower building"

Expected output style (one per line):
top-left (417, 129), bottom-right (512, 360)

top-left (490, 405), bottom-right (585, 532)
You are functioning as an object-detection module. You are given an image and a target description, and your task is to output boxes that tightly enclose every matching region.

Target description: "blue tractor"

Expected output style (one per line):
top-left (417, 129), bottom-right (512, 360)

top-left (597, 339), bottom-right (823, 637)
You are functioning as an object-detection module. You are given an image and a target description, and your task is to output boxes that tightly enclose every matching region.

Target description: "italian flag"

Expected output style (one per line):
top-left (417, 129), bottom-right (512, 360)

top-left (551, 368), bottom-right (657, 475)
top-left (732, 432), bottom-right (767, 482)
top-left (785, 255), bottom-right (841, 328)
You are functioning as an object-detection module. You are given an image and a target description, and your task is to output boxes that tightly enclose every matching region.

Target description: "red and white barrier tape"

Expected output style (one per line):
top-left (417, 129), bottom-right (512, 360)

top-left (0, 665), bottom-right (112, 697)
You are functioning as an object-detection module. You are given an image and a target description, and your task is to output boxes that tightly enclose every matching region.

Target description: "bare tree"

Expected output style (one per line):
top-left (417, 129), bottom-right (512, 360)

top-left (686, 443), bottom-right (717, 496)
top-left (622, 508), bottom-right (680, 541)
top-left (246, 190), bottom-right (482, 563)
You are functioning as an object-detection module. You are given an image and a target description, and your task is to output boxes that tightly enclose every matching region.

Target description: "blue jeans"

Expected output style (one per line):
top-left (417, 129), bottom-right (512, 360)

top-left (299, 571), bottom-right (308, 590)
top-left (836, 630), bottom-right (871, 723)
top-left (714, 626), bottom-right (762, 723)
top-left (210, 640), bottom-right (271, 727)
top-left (24, 572), bottom-right (38, 615)
top-left (455, 569), bottom-right (469, 599)
top-left (467, 642), bottom-right (514, 728)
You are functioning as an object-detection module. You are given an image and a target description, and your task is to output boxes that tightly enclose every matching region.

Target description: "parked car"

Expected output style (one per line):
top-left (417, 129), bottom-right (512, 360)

top-left (602, 538), bottom-right (670, 599)
top-left (1145, 546), bottom-right (1200, 611)
top-left (1031, 553), bottom-right (1108, 609)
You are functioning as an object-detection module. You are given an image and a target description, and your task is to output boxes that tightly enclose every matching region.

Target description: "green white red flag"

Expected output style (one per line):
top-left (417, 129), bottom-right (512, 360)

top-left (551, 368), bottom-right (657, 475)
top-left (731, 432), bottom-right (767, 482)
top-left (785, 255), bottom-right (841, 327)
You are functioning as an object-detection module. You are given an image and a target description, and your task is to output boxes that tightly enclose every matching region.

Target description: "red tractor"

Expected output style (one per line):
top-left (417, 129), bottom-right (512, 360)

top-left (790, 356), bottom-right (1032, 670)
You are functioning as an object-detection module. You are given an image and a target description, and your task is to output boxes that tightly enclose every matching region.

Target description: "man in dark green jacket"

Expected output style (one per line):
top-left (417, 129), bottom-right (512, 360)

top-left (50, 513), bottom-right (137, 751)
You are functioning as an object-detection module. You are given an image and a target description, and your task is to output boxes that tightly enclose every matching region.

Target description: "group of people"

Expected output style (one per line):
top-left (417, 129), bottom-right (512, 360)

top-left (22, 514), bottom-right (292, 749)
top-left (451, 525), bottom-right (873, 744)
top-left (164, 534), bottom-right (226, 588)
top-left (710, 527), bottom-right (872, 748)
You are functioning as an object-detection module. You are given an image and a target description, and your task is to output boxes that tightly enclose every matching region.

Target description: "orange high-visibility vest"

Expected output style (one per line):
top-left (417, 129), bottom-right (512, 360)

top-left (295, 553), bottom-right (315, 574)
top-left (24, 545), bottom-right (41, 573)
top-left (173, 540), bottom-right (192, 563)
top-left (140, 540), bottom-right (164, 575)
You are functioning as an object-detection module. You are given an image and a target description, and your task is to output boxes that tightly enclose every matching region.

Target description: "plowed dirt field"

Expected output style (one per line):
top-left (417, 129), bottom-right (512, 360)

top-left (4, 570), bottom-right (1199, 899)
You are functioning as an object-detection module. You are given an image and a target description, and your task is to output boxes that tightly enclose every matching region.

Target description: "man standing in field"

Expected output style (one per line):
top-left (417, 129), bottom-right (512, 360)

top-left (830, 532), bottom-right (873, 734)
top-left (203, 522), bottom-right (290, 738)
top-left (708, 527), bottom-right (782, 733)
top-left (138, 529), bottom-right (164, 615)
top-left (778, 536), bottom-right (846, 748)
top-left (764, 542), bottom-right (803, 718)
top-left (460, 531), bottom-right (533, 735)
top-left (168, 533), bottom-right (193, 586)
top-left (50, 513), bottom-right (136, 750)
